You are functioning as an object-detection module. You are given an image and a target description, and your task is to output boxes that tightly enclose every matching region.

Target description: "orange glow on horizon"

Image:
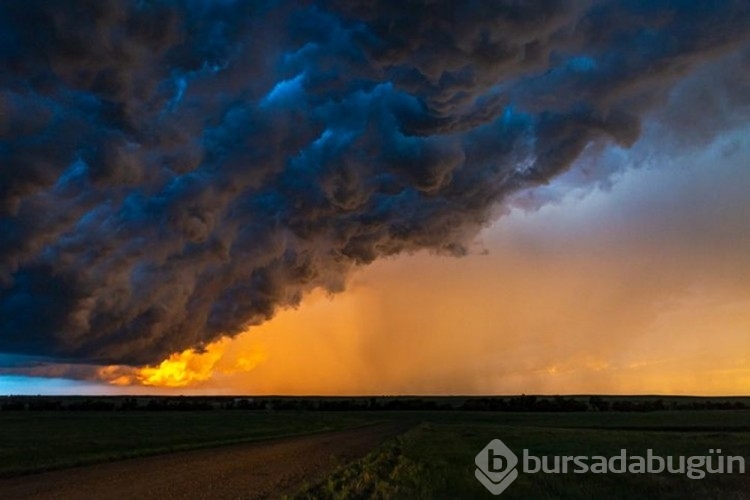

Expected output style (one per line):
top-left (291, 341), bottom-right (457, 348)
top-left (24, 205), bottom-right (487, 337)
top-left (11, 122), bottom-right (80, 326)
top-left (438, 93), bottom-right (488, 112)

top-left (100, 340), bottom-right (267, 388)
top-left (135, 345), bottom-right (222, 387)
top-left (96, 251), bottom-right (750, 396)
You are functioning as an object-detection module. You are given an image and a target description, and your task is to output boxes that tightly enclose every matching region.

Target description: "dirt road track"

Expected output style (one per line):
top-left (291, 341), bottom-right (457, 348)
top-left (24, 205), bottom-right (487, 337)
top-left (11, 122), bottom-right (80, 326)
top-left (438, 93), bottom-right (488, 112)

top-left (0, 422), bottom-right (410, 500)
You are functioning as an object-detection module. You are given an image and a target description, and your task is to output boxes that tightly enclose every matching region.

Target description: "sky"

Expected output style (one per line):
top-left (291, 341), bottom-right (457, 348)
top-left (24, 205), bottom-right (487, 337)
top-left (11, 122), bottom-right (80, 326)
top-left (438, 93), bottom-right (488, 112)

top-left (1, 1), bottom-right (749, 395)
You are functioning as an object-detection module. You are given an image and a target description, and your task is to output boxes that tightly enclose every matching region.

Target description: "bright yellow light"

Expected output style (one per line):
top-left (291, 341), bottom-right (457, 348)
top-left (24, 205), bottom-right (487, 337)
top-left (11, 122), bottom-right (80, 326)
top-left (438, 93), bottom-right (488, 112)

top-left (100, 339), bottom-right (267, 388)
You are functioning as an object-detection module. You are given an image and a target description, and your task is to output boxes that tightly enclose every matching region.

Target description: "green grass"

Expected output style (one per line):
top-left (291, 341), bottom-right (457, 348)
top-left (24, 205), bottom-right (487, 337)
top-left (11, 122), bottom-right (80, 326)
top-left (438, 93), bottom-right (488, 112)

top-left (293, 411), bottom-right (750, 499)
top-left (0, 411), bottom-right (379, 476)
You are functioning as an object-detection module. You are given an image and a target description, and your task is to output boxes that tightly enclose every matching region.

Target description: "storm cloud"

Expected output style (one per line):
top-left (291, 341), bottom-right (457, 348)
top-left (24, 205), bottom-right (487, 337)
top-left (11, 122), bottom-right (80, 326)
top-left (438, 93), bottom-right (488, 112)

top-left (1, 0), bottom-right (749, 366)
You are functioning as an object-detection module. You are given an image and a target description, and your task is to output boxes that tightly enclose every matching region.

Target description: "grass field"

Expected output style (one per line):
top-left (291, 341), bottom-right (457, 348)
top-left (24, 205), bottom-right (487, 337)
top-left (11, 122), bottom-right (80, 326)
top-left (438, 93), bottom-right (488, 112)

top-left (2, 408), bottom-right (749, 498)
top-left (293, 411), bottom-right (750, 499)
top-left (0, 411), bottom-right (379, 476)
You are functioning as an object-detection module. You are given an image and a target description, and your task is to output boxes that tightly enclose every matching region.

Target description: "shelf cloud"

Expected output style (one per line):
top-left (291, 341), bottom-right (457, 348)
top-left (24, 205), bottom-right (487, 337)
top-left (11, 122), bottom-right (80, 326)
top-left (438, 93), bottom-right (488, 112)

top-left (1, 0), bottom-right (749, 366)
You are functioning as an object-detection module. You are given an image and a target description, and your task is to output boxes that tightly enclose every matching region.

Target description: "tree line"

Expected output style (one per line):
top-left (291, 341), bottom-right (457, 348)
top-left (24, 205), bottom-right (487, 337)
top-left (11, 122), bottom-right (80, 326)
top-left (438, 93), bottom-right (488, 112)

top-left (0, 395), bottom-right (747, 412)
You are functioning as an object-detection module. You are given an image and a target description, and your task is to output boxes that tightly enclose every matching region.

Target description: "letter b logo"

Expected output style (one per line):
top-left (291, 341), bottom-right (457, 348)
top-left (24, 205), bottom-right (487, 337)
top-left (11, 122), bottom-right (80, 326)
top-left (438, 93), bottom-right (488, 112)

top-left (488, 450), bottom-right (507, 472)
top-left (475, 439), bottom-right (519, 495)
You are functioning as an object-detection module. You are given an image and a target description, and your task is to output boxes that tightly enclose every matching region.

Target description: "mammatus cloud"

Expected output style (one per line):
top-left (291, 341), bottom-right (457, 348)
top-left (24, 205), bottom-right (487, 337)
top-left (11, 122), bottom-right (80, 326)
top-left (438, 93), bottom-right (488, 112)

top-left (1, 0), bottom-right (749, 366)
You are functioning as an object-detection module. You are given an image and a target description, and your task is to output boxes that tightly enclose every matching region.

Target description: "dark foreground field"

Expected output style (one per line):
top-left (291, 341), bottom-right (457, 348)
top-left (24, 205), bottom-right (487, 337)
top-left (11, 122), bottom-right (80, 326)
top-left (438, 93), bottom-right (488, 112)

top-left (0, 411), bottom-right (379, 476)
top-left (0, 402), bottom-right (749, 498)
top-left (0, 422), bottom-right (409, 500)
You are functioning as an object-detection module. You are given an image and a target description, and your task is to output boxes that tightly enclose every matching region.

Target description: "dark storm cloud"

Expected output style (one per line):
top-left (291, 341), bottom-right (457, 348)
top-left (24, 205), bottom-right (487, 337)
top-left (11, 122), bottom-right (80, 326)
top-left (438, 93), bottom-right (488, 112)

top-left (1, 0), bottom-right (749, 365)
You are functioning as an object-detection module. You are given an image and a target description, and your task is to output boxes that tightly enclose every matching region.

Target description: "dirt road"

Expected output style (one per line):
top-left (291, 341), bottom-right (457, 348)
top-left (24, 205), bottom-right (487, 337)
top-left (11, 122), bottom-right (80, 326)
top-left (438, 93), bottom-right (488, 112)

top-left (0, 422), bottom-right (409, 499)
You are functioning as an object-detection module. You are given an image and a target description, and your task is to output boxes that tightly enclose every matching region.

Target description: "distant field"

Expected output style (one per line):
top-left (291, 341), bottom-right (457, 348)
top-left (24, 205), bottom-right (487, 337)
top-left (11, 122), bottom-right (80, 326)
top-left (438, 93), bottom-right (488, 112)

top-left (294, 411), bottom-right (750, 499)
top-left (0, 411), bottom-right (382, 476)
